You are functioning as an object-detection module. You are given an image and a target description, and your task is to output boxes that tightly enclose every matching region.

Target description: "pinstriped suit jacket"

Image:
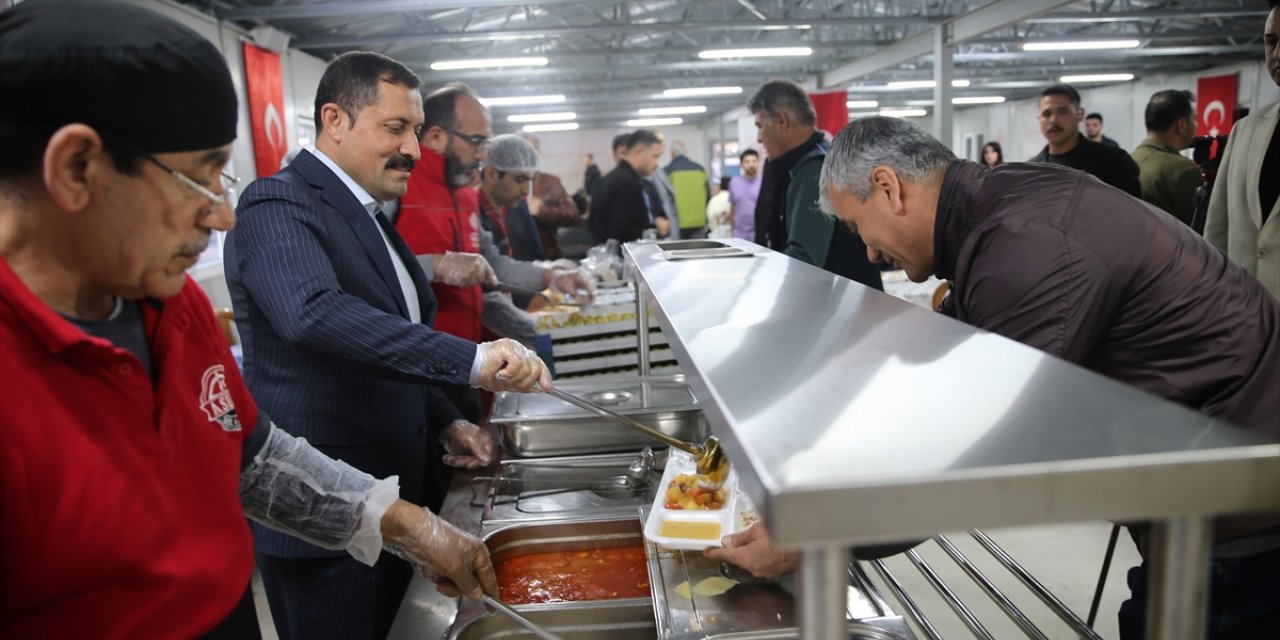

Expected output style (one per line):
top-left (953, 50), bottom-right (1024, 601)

top-left (225, 150), bottom-right (477, 558)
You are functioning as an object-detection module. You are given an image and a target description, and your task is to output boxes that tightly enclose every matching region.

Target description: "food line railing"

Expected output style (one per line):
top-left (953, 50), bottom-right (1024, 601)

top-left (625, 238), bottom-right (1279, 640)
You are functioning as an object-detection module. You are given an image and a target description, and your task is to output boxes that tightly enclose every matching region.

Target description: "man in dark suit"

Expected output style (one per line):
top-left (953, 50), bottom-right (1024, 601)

top-left (225, 52), bottom-right (550, 640)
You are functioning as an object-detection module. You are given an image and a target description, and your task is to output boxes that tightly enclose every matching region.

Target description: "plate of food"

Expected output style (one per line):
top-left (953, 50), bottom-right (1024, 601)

top-left (643, 451), bottom-right (747, 550)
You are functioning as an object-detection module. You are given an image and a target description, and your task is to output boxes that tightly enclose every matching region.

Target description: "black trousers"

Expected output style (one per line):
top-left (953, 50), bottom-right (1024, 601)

top-left (256, 553), bottom-right (413, 640)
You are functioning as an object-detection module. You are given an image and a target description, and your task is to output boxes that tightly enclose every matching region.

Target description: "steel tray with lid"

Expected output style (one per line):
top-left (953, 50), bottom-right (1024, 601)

top-left (491, 375), bottom-right (706, 457)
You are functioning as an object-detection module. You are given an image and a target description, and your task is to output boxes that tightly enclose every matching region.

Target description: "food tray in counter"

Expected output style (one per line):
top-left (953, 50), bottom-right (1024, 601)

top-left (551, 332), bottom-right (667, 358)
top-left (554, 348), bottom-right (677, 374)
top-left (644, 451), bottom-right (755, 551)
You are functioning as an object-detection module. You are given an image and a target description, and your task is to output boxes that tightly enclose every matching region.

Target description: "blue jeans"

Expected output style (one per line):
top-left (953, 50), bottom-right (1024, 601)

top-left (1118, 547), bottom-right (1280, 639)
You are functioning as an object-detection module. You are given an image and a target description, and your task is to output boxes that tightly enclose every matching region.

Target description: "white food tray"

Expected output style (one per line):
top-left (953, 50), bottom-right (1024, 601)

top-left (644, 451), bottom-right (749, 550)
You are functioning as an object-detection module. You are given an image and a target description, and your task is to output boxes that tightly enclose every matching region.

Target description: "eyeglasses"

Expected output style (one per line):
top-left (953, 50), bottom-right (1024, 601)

top-left (141, 154), bottom-right (240, 206)
top-left (445, 128), bottom-right (489, 148)
top-left (100, 131), bottom-right (239, 205)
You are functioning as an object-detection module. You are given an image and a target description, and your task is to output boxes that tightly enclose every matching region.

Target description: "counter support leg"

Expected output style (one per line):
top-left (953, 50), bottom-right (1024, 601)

top-left (636, 288), bottom-right (651, 376)
top-left (1144, 516), bottom-right (1212, 640)
top-left (800, 545), bottom-right (846, 640)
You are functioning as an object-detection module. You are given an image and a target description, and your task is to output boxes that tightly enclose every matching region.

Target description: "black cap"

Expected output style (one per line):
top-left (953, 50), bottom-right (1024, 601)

top-left (0, 0), bottom-right (238, 153)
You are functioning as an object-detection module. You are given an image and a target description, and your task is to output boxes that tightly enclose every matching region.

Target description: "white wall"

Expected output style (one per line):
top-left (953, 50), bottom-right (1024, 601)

top-left (949, 58), bottom-right (1278, 161)
top-left (525, 124), bottom-right (708, 194)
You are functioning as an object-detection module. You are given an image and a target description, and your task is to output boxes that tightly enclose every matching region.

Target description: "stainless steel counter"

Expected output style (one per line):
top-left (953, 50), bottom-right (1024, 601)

top-left (624, 238), bottom-right (1280, 639)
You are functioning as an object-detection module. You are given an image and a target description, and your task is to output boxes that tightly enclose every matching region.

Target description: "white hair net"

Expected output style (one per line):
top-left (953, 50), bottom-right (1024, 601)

top-left (483, 134), bottom-right (541, 173)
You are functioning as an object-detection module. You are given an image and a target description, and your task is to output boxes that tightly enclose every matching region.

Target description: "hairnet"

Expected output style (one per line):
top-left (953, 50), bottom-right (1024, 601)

top-left (0, 0), bottom-right (239, 153)
top-left (482, 134), bottom-right (540, 173)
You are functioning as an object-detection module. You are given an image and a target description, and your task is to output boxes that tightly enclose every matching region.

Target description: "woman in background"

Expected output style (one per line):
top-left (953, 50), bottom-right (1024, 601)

top-left (982, 141), bottom-right (1004, 168)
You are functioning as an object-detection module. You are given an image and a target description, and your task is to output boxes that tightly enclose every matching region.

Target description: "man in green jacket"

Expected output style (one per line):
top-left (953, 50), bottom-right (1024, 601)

top-left (665, 139), bottom-right (710, 238)
top-left (1132, 89), bottom-right (1203, 226)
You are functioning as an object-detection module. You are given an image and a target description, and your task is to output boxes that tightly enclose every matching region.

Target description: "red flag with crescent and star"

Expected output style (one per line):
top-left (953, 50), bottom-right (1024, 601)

top-left (243, 43), bottom-right (287, 178)
top-left (1196, 72), bottom-right (1238, 138)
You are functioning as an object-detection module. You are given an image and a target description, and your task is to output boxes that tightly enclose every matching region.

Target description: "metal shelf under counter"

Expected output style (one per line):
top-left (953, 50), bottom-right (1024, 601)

top-left (623, 237), bottom-right (1280, 640)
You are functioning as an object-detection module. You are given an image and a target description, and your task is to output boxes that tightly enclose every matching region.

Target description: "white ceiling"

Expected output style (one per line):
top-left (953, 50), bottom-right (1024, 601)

top-left (182, 0), bottom-right (1271, 130)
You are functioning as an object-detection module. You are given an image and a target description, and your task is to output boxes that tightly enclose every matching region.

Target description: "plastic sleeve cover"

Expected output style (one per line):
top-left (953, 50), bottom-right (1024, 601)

top-left (239, 423), bottom-right (400, 566)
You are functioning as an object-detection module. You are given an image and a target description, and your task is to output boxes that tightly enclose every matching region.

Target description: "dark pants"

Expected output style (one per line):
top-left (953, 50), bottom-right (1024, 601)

top-left (202, 582), bottom-right (262, 639)
top-left (1118, 547), bottom-right (1280, 639)
top-left (680, 227), bottom-right (708, 239)
top-left (256, 553), bottom-right (413, 640)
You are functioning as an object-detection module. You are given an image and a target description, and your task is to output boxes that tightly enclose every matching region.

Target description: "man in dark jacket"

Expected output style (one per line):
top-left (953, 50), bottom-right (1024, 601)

top-left (589, 129), bottom-right (670, 243)
top-left (1030, 84), bottom-right (1141, 197)
top-left (819, 116), bottom-right (1280, 640)
top-left (747, 79), bottom-right (882, 290)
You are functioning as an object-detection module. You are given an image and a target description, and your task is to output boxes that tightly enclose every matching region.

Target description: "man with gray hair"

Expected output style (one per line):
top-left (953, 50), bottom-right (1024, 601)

top-left (815, 115), bottom-right (1280, 640)
top-left (746, 79), bottom-right (881, 289)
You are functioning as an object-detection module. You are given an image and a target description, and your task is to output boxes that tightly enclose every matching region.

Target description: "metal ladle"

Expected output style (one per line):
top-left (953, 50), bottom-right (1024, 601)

top-left (480, 595), bottom-right (566, 640)
top-left (546, 388), bottom-right (730, 489)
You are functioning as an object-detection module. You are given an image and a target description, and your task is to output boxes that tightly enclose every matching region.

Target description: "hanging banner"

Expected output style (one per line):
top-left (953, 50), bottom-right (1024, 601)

top-left (809, 90), bottom-right (849, 139)
top-left (243, 43), bottom-right (287, 178)
top-left (1196, 72), bottom-right (1238, 137)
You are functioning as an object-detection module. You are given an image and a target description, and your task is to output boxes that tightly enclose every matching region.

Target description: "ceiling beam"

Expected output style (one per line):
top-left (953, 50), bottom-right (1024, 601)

top-left (294, 17), bottom-right (945, 49)
top-left (1024, 8), bottom-right (1268, 24)
top-left (218, 0), bottom-right (597, 21)
top-left (821, 0), bottom-right (1076, 88)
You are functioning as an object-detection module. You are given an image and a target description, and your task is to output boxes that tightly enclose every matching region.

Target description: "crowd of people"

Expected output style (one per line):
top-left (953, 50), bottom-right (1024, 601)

top-left (1, 0), bottom-right (1277, 638)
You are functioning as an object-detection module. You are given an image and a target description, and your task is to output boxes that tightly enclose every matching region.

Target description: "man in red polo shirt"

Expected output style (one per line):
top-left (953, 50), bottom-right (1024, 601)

top-left (0, 2), bottom-right (509, 637)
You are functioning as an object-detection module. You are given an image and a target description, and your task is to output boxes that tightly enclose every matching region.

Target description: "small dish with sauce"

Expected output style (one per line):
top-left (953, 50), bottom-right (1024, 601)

top-left (643, 451), bottom-right (743, 550)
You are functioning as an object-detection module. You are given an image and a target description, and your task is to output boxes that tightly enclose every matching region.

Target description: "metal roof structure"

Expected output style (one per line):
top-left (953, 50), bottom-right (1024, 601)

top-left (183, 0), bottom-right (1271, 131)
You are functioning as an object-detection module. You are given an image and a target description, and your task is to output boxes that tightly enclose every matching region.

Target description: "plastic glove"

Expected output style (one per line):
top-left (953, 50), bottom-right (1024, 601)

top-left (548, 268), bottom-right (596, 303)
top-left (382, 501), bottom-right (498, 599)
top-left (440, 420), bottom-right (498, 469)
top-left (431, 251), bottom-right (498, 287)
top-left (473, 338), bottom-right (551, 392)
top-left (702, 522), bottom-right (799, 579)
top-left (550, 258), bottom-right (579, 271)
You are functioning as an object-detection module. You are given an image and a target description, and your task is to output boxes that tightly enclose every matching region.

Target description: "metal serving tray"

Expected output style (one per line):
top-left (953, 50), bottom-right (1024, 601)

top-left (492, 375), bottom-right (705, 457)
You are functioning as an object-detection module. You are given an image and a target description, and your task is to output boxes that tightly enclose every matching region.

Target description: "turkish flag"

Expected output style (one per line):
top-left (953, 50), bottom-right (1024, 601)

top-left (809, 90), bottom-right (849, 138)
top-left (243, 43), bottom-right (287, 178)
top-left (1196, 72), bottom-right (1238, 138)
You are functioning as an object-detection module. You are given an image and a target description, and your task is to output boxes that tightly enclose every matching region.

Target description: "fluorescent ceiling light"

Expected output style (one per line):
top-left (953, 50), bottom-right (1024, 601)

top-left (638, 105), bottom-right (707, 116)
top-left (879, 108), bottom-right (928, 117)
top-left (626, 117), bottom-right (683, 127)
top-left (848, 111), bottom-right (879, 118)
top-left (507, 112), bottom-right (576, 123)
top-left (761, 24), bottom-right (811, 31)
top-left (1059, 73), bottom-right (1135, 83)
top-left (952, 96), bottom-right (1006, 104)
top-left (697, 47), bottom-right (812, 59)
top-left (886, 80), bottom-right (970, 89)
top-left (479, 94), bottom-right (566, 107)
top-left (522, 122), bottom-right (579, 133)
top-left (431, 56), bottom-right (548, 71)
top-left (846, 100), bottom-right (879, 108)
top-left (663, 86), bottom-right (742, 98)
top-left (1022, 40), bottom-right (1140, 51)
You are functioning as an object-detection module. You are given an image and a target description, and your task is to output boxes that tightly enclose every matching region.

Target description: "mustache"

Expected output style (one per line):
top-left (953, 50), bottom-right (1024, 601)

top-left (386, 154), bottom-right (416, 172)
top-left (1047, 126), bottom-right (1064, 133)
top-left (178, 234), bottom-right (210, 258)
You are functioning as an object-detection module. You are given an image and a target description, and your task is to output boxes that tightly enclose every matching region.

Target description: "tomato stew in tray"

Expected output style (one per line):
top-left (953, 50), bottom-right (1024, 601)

top-left (495, 545), bottom-right (651, 605)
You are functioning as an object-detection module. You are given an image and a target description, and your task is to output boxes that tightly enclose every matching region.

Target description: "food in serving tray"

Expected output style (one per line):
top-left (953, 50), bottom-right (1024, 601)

top-left (495, 545), bottom-right (650, 604)
top-left (658, 519), bottom-right (722, 540)
top-left (664, 473), bottom-right (728, 510)
top-left (535, 311), bottom-right (636, 331)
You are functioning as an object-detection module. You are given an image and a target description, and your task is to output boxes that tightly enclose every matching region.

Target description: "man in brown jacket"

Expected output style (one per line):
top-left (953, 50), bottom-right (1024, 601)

top-left (818, 115), bottom-right (1279, 639)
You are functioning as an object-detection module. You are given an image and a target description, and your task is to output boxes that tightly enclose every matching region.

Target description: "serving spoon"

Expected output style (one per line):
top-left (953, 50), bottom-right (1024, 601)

top-left (545, 388), bottom-right (729, 490)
